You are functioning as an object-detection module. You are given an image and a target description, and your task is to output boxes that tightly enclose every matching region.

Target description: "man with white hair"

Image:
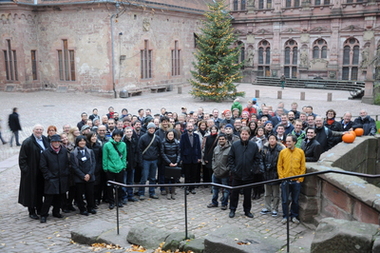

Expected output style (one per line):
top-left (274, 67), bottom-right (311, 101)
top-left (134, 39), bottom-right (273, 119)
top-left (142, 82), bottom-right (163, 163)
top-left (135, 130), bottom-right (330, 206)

top-left (353, 109), bottom-right (377, 136)
top-left (18, 124), bottom-right (50, 220)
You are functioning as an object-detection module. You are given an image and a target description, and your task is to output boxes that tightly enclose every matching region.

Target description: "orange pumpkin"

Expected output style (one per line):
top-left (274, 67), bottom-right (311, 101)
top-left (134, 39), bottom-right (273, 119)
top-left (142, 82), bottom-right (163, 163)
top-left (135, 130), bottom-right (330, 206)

top-left (342, 133), bottom-right (356, 143)
top-left (349, 130), bottom-right (356, 137)
top-left (354, 128), bottom-right (364, 137)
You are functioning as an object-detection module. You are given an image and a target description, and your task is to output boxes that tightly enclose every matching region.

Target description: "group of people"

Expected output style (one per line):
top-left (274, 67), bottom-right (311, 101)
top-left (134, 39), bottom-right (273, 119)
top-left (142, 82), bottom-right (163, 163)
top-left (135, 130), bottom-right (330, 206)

top-left (16, 100), bottom-right (377, 224)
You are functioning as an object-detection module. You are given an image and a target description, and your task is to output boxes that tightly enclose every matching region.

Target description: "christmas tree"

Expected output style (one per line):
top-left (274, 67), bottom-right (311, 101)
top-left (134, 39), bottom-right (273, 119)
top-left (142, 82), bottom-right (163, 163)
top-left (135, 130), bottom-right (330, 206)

top-left (189, 0), bottom-right (245, 102)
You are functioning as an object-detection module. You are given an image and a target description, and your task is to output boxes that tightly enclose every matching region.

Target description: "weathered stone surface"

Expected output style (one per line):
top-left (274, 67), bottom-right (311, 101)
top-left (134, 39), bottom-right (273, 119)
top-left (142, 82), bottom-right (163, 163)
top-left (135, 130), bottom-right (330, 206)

top-left (162, 232), bottom-right (195, 251)
top-left (372, 236), bottom-right (380, 252)
top-left (180, 238), bottom-right (205, 253)
top-left (311, 218), bottom-right (379, 253)
top-left (71, 220), bottom-right (130, 248)
top-left (127, 225), bottom-right (168, 249)
top-left (203, 224), bottom-right (283, 253)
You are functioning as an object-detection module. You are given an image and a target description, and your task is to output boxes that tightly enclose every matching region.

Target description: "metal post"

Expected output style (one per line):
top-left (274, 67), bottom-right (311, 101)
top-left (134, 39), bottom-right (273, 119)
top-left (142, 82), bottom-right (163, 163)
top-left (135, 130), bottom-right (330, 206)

top-left (115, 185), bottom-right (120, 235)
top-left (286, 181), bottom-right (290, 253)
top-left (184, 186), bottom-right (188, 239)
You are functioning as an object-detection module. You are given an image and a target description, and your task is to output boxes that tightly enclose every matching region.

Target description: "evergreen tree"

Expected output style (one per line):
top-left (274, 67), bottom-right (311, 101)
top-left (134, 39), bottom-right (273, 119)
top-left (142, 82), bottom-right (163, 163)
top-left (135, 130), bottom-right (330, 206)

top-left (189, 0), bottom-right (245, 102)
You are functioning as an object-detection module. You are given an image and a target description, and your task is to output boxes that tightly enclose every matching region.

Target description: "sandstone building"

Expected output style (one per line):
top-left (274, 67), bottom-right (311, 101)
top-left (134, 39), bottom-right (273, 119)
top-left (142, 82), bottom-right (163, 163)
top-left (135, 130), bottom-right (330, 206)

top-left (0, 0), bottom-right (212, 94)
top-left (230, 0), bottom-right (380, 82)
top-left (1, 0), bottom-right (380, 93)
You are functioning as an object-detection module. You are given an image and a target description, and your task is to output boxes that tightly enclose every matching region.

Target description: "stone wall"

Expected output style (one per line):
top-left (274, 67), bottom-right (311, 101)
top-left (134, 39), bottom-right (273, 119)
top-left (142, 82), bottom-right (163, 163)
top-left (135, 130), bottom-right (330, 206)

top-left (300, 136), bottom-right (380, 228)
top-left (0, 1), bottom-right (209, 93)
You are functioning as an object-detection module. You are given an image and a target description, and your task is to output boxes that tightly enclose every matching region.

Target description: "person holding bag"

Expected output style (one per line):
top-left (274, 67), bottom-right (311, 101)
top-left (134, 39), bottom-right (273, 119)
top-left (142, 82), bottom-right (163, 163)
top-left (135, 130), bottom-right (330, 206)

top-left (102, 129), bottom-right (127, 209)
top-left (161, 130), bottom-right (181, 200)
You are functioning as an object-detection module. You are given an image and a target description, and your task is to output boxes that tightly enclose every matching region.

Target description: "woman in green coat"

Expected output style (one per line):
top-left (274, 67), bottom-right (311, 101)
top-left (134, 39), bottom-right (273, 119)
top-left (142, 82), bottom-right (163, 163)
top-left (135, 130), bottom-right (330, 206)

top-left (102, 129), bottom-right (127, 209)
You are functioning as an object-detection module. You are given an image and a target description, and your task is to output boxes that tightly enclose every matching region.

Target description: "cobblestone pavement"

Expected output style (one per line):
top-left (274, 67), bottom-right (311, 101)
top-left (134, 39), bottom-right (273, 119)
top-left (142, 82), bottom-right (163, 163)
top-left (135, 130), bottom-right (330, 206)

top-left (0, 84), bottom-right (379, 252)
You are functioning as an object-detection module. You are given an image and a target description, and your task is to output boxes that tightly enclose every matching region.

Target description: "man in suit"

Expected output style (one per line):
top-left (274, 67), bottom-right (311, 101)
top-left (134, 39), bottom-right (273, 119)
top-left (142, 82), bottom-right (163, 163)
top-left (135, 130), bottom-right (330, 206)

top-left (180, 122), bottom-right (201, 195)
top-left (8, 107), bottom-right (22, 147)
top-left (18, 124), bottom-right (50, 220)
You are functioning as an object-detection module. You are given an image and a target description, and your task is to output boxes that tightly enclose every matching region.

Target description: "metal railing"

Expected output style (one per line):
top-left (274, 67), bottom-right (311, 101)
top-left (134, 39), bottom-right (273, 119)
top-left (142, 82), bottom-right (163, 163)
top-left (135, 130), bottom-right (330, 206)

top-left (108, 170), bottom-right (380, 253)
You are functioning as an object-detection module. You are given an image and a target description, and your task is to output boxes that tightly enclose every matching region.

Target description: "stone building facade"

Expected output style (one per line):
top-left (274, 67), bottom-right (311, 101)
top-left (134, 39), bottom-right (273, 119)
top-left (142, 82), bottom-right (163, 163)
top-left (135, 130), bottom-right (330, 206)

top-left (229, 0), bottom-right (380, 82)
top-left (0, 0), bottom-right (212, 93)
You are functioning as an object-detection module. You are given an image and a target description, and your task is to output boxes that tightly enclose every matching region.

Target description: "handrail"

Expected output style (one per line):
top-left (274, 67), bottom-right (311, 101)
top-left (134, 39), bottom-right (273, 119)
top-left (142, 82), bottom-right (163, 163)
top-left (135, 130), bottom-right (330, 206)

top-left (108, 170), bottom-right (380, 253)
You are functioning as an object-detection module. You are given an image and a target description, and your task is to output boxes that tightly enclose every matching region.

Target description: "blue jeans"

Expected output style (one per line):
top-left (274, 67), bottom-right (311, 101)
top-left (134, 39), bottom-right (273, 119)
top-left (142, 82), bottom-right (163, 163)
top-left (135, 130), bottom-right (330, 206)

top-left (211, 174), bottom-right (229, 207)
top-left (281, 181), bottom-right (301, 218)
top-left (122, 169), bottom-right (135, 201)
top-left (10, 130), bottom-right (20, 146)
top-left (138, 160), bottom-right (157, 196)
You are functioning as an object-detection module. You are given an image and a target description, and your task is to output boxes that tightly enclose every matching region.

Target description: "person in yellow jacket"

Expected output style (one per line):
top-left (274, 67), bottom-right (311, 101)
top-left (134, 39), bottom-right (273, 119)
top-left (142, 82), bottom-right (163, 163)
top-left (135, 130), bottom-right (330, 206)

top-left (277, 135), bottom-right (306, 224)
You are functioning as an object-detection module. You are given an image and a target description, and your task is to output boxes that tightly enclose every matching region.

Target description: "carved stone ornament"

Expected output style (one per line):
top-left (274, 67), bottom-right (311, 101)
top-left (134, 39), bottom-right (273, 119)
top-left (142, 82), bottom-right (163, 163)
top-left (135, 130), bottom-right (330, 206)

top-left (143, 19), bottom-right (150, 32)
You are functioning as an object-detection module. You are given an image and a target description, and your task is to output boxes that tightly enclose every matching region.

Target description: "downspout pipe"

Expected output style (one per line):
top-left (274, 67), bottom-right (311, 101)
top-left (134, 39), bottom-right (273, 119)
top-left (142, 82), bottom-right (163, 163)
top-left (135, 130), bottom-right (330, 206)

top-left (110, 12), bottom-right (117, 98)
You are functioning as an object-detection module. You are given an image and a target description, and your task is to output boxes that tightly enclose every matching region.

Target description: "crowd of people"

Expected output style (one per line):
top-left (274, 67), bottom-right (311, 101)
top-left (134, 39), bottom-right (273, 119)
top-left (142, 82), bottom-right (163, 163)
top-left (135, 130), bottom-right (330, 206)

top-left (15, 100), bottom-right (377, 224)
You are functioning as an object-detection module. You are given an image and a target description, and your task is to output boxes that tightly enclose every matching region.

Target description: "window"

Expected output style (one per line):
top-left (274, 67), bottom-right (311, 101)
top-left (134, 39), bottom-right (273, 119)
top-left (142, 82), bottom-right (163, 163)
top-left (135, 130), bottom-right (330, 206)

top-left (312, 39), bottom-right (328, 59)
top-left (31, 50), bottom-right (37, 80)
top-left (141, 40), bottom-right (152, 79)
top-left (342, 38), bottom-right (359, 80)
top-left (233, 0), bottom-right (238, 10)
top-left (258, 0), bottom-right (272, 9)
top-left (57, 39), bottom-right (75, 81)
top-left (171, 41), bottom-right (181, 76)
top-left (3, 40), bottom-right (18, 81)
top-left (258, 40), bottom-right (271, 77)
top-left (241, 0), bottom-right (246, 10)
top-left (315, 0), bottom-right (330, 5)
top-left (284, 39), bottom-right (298, 78)
top-left (285, 0), bottom-right (300, 7)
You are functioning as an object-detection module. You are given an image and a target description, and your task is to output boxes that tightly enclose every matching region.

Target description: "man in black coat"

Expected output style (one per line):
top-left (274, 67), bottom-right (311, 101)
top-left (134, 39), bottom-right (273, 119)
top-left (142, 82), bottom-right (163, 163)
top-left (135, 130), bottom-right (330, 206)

top-left (180, 122), bottom-right (201, 194)
top-left (228, 127), bottom-right (263, 219)
top-left (39, 134), bottom-right (70, 223)
top-left (353, 109), bottom-right (377, 136)
top-left (8, 107), bottom-right (22, 147)
top-left (18, 124), bottom-right (50, 219)
top-left (301, 128), bottom-right (323, 162)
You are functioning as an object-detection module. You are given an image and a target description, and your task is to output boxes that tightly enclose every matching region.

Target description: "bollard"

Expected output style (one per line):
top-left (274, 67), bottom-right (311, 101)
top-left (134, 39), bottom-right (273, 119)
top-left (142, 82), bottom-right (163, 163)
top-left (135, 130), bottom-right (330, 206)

top-left (277, 90), bottom-right (282, 99)
top-left (327, 93), bottom-right (332, 101)
top-left (300, 92), bottom-right (305, 101)
top-left (255, 90), bottom-right (260, 98)
top-left (178, 86), bottom-right (182, 94)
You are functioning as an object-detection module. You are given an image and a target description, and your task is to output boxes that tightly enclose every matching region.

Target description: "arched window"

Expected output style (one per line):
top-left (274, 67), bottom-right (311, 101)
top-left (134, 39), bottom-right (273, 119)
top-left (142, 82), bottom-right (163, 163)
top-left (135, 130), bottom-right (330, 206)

top-left (342, 38), bottom-right (359, 80)
top-left (284, 39), bottom-right (298, 78)
top-left (312, 39), bottom-right (328, 59)
top-left (258, 40), bottom-right (271, 77)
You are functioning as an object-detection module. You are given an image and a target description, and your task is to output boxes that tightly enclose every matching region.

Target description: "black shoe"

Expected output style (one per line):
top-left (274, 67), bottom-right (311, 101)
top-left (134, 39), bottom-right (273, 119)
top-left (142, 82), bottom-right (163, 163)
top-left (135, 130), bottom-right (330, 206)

top-left (62, 209), bottom-right (70, 213)
top-left (245, 212), bottom-right (254, 218)
top-left (40, 216), bottom-right (46, 223)
top-left (88, 209), bottom-right (97, 214)
top-left (16, 144), bottom-right (21, 146)
top-left (95, 200), bottom-right (100, 206)
top-left (185, 190), bottom-right (189, 195)
top-left (53, 213), bottom-right (64, 218)
top-left (68, 205), bottom-right (76, 211)
top-left (190, 189), bottom-right (196, 194)
top-left (80, 211), bottom-right (89, 216)
top-left (229, 210), bottom-right (235, 218)
top-left (109, 203), bottom-right (115, 210)
top-left (117, 202), bottom-right (123, 207)
top-left (29, 213), bottom-right (39, 220)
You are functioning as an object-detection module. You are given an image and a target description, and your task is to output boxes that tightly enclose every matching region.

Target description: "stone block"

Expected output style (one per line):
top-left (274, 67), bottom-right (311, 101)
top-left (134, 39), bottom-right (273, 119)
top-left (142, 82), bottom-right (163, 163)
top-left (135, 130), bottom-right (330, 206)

top-left (127, 225), bottom-right (168, 250)
top-left (179, 238), bottom-right (204, 253)
top-left (372, 236), bottom-right (380, 252)
top-left (162, 232), bottom-right (195, 252)
top-left (300, 195), bottom-right (319, 223)
top-left (321, 197), bottom-right (351, 221)
top-left (353, 201), bottom-right (380, 225)
top-left (322, 182), bottom-right (352, 213)
top-left (203, 224), bottom-right (283, 253)
top-left (311, 218), bottom-right (378, 253)
top-left (71, 220), bottom-right (130, 248)
top-left (301, 174), bottom-right (320, 196)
